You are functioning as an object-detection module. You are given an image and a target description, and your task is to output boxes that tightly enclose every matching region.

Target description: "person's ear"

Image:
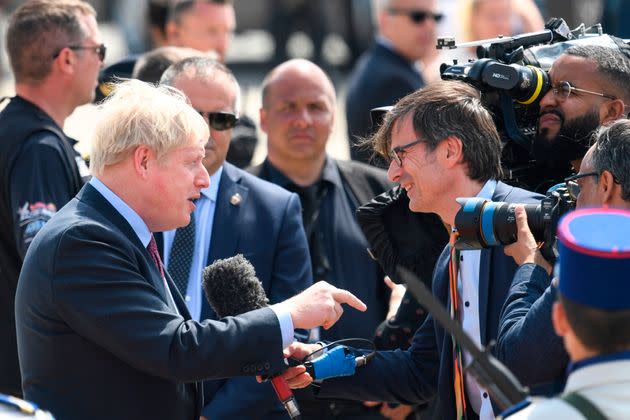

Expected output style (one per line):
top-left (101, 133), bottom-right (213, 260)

top-left (133, 145), bottom-right (153, 178)
top-left (259, 107), bottom-right (268, 134)
top-left (53, 48), bottom-right (76, 75)
top-left (598, 170), bottom-right (617, 205)
top-left (600, 98), bottom-right (625, 123)
top-left (552, 301), bottom-right (569, 337)
top-left (441, 136), bottom-right (463, 168)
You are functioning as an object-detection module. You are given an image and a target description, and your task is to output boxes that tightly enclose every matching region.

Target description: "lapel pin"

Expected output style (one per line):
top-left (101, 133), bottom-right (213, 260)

top-left (230, 193), bottom-right (242, 206)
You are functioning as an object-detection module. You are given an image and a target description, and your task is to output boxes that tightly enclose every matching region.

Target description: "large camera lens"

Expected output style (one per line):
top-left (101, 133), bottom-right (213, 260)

top-left (454, 198), bottom-right (548, 249)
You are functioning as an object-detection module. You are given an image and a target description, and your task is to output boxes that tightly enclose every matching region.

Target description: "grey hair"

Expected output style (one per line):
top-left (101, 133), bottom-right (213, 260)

top-left (89, 79), bottom-right (209, 176)
top-left (592, 119), bottom-right (630, 202)
top-left (160, 56), bottom-right (241, 113)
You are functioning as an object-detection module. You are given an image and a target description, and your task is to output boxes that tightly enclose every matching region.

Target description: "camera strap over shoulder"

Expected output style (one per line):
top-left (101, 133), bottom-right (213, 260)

top-left (561, 392), bottom-right (608, 420)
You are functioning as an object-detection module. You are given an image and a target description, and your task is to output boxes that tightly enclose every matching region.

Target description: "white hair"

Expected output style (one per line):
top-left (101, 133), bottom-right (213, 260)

top-left (89, 79), bottom-right (209, 176)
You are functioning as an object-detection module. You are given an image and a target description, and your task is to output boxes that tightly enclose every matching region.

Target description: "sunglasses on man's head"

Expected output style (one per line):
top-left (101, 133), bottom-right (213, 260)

top-left (197, 111), bottom-right (239, 131)
top-left (387, 8), bottom-right (444, 24)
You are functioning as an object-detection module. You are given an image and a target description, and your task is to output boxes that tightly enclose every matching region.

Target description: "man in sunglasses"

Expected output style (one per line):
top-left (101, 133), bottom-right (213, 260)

top-left (497, 119), bottom-right (630, 394)
top-left (0, 0), bottom-right (102, 398)
top-left (346, 0), bottom-right (442, 164)
top-left (158, 57), bottom-right (312, 420)
top-left (534, 43), bottom-right (630, 173)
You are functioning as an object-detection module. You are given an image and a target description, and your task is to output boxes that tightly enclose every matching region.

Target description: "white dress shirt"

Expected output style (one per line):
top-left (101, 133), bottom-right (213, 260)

top-left (458, 179), bottom-right (497, 420)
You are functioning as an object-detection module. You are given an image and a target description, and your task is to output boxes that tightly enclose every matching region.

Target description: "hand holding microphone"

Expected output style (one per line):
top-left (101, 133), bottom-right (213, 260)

top-left (202, 255), bottom-right (367, 420)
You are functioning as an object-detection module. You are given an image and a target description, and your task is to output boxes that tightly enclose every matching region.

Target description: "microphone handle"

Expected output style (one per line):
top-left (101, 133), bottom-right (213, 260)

top-left (270, 375), bottom-right (302, 420)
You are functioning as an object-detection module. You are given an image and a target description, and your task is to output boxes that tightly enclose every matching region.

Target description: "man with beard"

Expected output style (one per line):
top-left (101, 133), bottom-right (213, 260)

top-left (496, 119), bottom-right (630, 394)
top-left (533, 43), bottom-right (630, 173)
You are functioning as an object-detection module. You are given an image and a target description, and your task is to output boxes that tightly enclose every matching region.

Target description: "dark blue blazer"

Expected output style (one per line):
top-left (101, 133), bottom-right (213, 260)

top-left (496, 263), bottom-right (568, 392)
top-left (15, 182), bottom-right (286, 420)
top-left (317, 182), bottom-right (542, 419)
top-left (346, 41), bottom-right (424, 162)
top-left (175, 163), bottom-right (312, 419)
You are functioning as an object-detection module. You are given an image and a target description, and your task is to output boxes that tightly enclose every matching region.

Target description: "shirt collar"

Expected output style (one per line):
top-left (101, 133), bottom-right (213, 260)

top-left (89, 176), bottom-right (152, 247)
top-left (477, 179), bottom-right (498, 200)
top-left (201, 165), bottom-right (223, 202)
top-left (263, 157), bottom-right (341, 189)
top-left (568, 350), bottom-right (630, 375)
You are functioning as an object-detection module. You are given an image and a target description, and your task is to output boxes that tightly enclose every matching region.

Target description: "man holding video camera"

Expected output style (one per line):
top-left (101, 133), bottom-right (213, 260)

top-left (281, 80), bottom-right (542, 420)
top-left (497, 118), bottom-right (630, 390)
top-left (533, 44), bottom-right (630, 171)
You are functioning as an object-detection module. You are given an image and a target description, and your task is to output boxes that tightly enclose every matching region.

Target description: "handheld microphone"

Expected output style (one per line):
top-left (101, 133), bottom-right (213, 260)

top-left (202, 255), bottom-right (301, 420)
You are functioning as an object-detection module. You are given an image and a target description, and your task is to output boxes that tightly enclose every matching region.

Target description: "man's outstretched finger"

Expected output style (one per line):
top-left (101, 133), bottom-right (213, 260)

top-left (332, 289), bottom-right (367, 312)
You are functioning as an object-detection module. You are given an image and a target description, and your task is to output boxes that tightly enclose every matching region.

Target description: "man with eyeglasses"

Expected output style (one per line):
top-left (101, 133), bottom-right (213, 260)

top-left (346, 0), bottom-right (442, 165)
top-left (533, 44), bottom-right (630, 173)
top-left (158, 57), bottom-right (312, 420)
top-left (279, 80), bottom-right (541, 420)
top-left (251, 59), bottom-right (396, 419)
top-left (0, 0), bottom-right (102, 398)
top-left (497, 118), bottom-right (630, 394)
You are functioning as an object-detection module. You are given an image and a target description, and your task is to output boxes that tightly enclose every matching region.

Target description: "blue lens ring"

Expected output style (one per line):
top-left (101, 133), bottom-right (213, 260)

top-left (481, 201), bottom-right (500, 246)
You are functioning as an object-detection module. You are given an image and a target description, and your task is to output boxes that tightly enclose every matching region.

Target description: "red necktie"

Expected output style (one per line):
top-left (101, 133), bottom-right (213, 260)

top-left (147, 235), bottom-right (165, 279)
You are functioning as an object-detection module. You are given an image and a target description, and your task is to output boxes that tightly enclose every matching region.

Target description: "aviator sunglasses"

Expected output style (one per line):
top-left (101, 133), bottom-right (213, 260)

top-left (197, 111), bottom-right (239, 131)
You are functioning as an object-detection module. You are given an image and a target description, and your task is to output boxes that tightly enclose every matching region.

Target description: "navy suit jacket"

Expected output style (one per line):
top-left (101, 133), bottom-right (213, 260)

top-left (496, 263), bottom-right (568, 392)
top-left (15, 183), bottom-right (286, 420)
top-left (162, 162), bottom-right (312, 419)
top-left (346, 41), bottom-right (424, 163)
top-left (317, 182), bottom-right (542, 419)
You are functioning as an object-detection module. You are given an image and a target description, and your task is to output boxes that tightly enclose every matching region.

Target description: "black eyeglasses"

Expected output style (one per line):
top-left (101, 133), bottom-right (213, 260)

top-left (551, 80), bottom-right (615, 101)
top-left (387, 8), bottom-right (444, 24)
top-left (197, 111), bottom-right (239, 131)
top-left (389, 138), bottom-right (424, 166)
top-left (564, 171), bottom-right (599, 200)
top-left (53, 43), bottom-right (107, 62)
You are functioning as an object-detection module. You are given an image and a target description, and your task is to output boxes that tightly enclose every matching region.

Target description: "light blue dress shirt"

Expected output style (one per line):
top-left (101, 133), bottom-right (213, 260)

top-left (163, 167), bottom-right (223, 321)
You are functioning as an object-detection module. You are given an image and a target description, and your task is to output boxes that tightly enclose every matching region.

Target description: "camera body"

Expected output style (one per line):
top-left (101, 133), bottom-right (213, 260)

top-left (453, 186), bottom-right (574, 258)
top-left (439, 19), bottom-right (624, 193)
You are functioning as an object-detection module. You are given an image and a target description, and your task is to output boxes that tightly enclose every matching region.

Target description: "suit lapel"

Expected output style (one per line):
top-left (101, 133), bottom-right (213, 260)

top-left (78, 184), bottom-right (181, 315)
top-left (478, 248), bottom-right (491, 346)
top-left (207, 164), bottom-right (249, 265)
top-left (478, 182), bottom-right (510, 346)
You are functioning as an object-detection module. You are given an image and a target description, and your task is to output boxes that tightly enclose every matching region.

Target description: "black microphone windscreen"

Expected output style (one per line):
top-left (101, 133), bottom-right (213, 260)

top-left (202, 254), bottom-right (269, 318)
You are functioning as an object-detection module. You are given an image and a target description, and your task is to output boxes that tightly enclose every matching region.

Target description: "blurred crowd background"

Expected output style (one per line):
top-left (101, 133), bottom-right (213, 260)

top-left (0, 0), bottom-right (627, 162)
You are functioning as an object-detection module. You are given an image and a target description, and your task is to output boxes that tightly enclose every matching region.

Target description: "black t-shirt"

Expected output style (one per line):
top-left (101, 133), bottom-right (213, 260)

top-left (10, 131), bottom-right (90, 257)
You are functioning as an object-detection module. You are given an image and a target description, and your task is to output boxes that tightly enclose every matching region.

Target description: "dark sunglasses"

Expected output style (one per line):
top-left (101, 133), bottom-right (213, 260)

top-left (197, 111), bottom-right (239, 131)
top-left (387, 8), bottom-right (444, 24)
top-left (53, 43), bottom-right (107, 62)
top-left (564, 172), bottom-right (599, 200)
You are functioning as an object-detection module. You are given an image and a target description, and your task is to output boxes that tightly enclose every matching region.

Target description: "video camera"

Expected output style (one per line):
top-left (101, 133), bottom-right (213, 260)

top-left (439, 18), bottom-right (626, 193)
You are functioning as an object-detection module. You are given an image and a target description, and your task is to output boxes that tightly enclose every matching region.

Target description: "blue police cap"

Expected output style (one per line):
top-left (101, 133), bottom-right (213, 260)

top-left (557, 208), bottom-right (630, 310)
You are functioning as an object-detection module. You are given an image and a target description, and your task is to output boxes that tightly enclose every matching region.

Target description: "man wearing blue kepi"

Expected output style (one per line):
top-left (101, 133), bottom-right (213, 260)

top-left (502, 208), bottom-right (630, 419)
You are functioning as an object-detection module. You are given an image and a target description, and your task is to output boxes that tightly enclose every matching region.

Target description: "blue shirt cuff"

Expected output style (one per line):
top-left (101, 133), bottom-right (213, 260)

top-left (270, 304), bottom-right (295, 349)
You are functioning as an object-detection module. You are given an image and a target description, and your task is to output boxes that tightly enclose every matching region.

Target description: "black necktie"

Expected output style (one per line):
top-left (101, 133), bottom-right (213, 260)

top-left (168, 212), bottom-right (196, 297)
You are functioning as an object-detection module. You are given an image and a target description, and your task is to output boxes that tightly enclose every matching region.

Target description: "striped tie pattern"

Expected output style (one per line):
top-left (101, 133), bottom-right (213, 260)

top-left (449, 230), bottom-right (467, 420)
